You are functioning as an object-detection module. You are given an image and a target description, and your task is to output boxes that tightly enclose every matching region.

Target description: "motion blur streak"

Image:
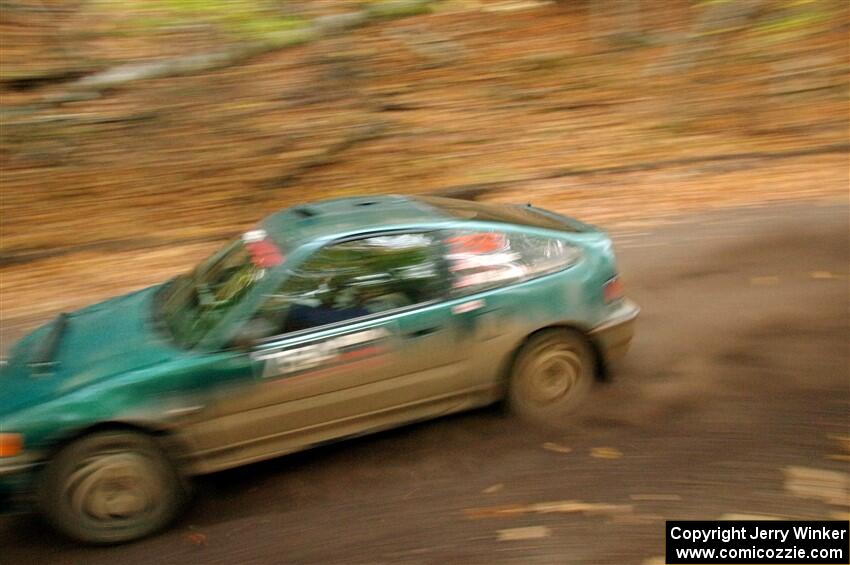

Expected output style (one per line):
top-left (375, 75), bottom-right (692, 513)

top-left (1, 0), bottom-right (847, 562)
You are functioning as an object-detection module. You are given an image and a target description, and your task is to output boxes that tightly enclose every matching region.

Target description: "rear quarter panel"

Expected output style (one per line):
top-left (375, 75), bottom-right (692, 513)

top-left (445, 225), bottom-right (618, 390)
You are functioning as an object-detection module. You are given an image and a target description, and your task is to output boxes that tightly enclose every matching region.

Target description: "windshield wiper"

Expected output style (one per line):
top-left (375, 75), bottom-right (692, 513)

top-left (28, 312), bottom-right (69, 375)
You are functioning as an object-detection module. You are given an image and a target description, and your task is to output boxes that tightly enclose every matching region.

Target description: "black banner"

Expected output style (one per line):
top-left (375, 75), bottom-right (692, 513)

top-left (666, 521), bottom-right (849, 564)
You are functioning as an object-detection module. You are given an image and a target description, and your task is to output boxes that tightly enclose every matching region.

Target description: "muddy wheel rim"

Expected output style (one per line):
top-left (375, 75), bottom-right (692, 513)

top-left (526, 346), bottom-right (582, 405)
top-left (65, 451), bottom-right (163, 523)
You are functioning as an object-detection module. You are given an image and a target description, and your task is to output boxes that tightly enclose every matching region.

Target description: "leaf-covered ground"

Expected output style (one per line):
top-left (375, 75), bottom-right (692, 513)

top-left (1, 0), bottom-right (848, 342)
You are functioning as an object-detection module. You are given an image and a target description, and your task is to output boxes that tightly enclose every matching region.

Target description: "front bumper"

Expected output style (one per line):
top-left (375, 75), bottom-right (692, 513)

top-left (590, 298), bottom-right (639, 362)
top-left (0, 455), bottom-right (41, 514)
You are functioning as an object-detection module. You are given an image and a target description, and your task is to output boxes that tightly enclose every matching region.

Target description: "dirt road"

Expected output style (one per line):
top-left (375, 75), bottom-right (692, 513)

top-left (1, 201), bottom-right (848, 564)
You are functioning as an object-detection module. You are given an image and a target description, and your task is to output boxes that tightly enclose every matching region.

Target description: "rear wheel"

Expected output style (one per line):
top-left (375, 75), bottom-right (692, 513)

top-left (508, 329), bottom-right (595, 427)
top-left (39, 430), bottom-right (187, 544)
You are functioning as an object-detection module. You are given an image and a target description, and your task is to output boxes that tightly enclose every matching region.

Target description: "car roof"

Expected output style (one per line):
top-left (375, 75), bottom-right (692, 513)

top-left (262, 195), bottom-right (451, 247)
top-left (261, 194), bottom-right (587, 250)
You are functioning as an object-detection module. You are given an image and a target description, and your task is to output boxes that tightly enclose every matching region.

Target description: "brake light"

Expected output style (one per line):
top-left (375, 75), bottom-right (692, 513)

top-left (603, 276), bottom-right (624, 303)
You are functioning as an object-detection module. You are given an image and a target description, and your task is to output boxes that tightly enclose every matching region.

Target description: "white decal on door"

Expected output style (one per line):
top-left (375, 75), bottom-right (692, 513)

top-left (254, 327), bottom-right (390, 378)
top-left (452, 299), bottom-right (485, 315)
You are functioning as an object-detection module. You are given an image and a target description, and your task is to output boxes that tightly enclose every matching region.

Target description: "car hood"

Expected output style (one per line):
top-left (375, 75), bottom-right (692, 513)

top-left (0, 285), bottom-right (179, 417)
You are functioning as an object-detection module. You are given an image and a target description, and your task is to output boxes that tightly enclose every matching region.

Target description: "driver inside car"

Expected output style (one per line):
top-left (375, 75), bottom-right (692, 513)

top-left (283, 276), bottom-right (371, 333)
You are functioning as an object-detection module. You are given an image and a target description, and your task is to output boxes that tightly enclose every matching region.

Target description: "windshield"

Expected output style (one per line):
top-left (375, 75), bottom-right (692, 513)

top-left (156, 233), bottom-right (283, 348)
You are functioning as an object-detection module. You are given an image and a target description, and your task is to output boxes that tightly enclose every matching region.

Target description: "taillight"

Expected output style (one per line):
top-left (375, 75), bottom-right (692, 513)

top-left (603, 276), bottom-right (624, 303)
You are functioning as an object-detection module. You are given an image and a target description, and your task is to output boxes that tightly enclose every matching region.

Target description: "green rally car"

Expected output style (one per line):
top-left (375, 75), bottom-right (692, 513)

top-left (0, 195), bottom-right (638, 544)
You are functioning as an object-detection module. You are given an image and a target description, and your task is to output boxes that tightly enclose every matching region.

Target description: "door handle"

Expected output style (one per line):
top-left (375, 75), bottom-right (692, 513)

top-left (406, 326), bottom-right (441, 339)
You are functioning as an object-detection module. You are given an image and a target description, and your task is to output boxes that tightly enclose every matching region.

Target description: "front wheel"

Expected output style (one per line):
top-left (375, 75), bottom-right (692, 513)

top-left (39, 430), bottom-right (187, 544)
top-left (508, 329), bottom-right (596, 427)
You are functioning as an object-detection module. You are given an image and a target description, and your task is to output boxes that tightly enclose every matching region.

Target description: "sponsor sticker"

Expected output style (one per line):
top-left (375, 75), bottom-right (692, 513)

top-left (254, 327), bottom-right (390, 379)
top-left (241, 229), bottom-right (284, 268)
top-left (242, 229), bottom-right (268, 243)
top-left (452, 299), bottom-right (485, 314)
top-left (246, 240), bottom-right (283, 268)
top-left (447, 232), bottom-right (507, 255)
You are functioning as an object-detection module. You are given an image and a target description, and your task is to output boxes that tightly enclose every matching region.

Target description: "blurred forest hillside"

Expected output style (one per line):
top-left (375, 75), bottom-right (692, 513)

top-left (0, 0), bottom-right (848, 336)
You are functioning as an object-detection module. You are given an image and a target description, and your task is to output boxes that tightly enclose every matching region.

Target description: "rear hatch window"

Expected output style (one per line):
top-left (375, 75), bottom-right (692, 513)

top-left (416, 196), bottom-right (585, 232)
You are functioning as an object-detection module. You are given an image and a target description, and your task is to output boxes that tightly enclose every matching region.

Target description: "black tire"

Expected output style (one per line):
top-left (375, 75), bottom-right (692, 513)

top-left (38, 430), bottom-right (187, 545)
top-left (508, 329), bottom-right (596, 427)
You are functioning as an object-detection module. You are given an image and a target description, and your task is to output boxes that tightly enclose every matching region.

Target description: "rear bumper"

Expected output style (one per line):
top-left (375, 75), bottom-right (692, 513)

top-left (590, 298), bottom-right (639, 362)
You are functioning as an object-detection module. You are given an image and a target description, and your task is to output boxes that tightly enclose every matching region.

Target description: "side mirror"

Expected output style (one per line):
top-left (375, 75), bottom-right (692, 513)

top-left (229, 318), bottom-right (277, 351)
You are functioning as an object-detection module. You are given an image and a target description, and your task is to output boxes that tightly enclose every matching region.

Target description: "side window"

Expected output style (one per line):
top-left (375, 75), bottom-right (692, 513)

top-left (253, 233), bottom-right (445, 336)
top-left (443, 230), bottom-right (581, 296)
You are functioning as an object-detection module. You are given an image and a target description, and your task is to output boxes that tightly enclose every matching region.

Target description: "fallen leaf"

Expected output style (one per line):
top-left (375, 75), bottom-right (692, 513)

top-left (184, 532), bottom-right (207, 546)
top-left (783, 466), bottom-right (849, 506)
top-left (465, 499), bottom-right (632, 519)
top-left (810, 271), bottom-right (837, 279)
top-left (591, 447), bottom-right (623, 459)
top-left (531, 500), bottom-right (632, 515)
top-left (720, 513), bottom-right (784, 520)
top-left (608, 513), bottom-right (664, 525)
top-left (629, 494), bottom-right (682, 501)
top-left (542, 442), bottom-right (572, 454)
top-left (497, 525), bottom-right (551, 541)
top-left (483, 483), bottom-right (504, 494)
top-left (464, 504), bottom-right (529, 519)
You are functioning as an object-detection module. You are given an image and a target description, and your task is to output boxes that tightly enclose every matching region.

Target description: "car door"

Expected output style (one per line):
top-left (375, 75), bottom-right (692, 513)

top-left (187, 231), bottom-right (472, 472)
top-left (438, 228), bottom-right (585, 390)
top-left (433, 230), bottom-right (518, 392)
